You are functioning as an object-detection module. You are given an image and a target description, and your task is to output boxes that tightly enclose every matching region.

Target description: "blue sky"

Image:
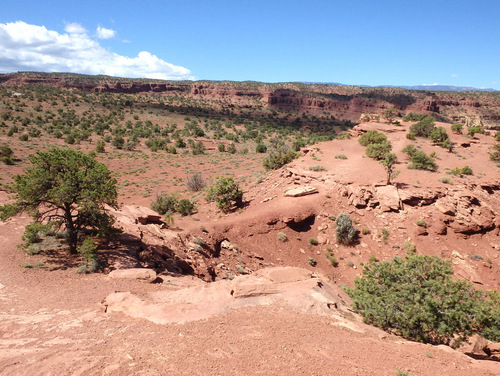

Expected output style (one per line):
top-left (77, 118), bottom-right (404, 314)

top-left (0, 0), bottom-right (498, 88)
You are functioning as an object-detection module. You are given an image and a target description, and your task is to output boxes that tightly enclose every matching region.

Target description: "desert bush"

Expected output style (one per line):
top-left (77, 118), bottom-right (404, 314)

top-left (309, 165), bottom-right (326, 171)
top-left (336, 212), bottom-right (357, 245)
top-left (227, 143), bottom-right (237, 154)
top-left (359, 130), bottom-right (387, 146)
top-left (326, 252), bottom-right (339, 267)
top-left (95, 140), bottom-right (105, 153)
top-left (112, 135), bottom-right (124, 149)
top-left (0, 144), bottom-right (14, 165)
top-left (187, 172), bottom-right (206, 192)
top-left (262, 143), bottom-right (298, 170)
top-left (19, 134), bottom-right (29, 141)
top-left (309, 238), bottom-right (318, 245)
top-left (489, 144), bottom-right (500, 162)
top-left (366, 141), bottom-right (392, 160)
top-left (191, 140), bottom-right (205, 155)
top-left (255, 143), bottom-right (267, 153)
top-left (451, 123), bottom-right (463, 134)
top-left (416, 220), bottom-right (427, 228)
top-left (403, 113), bottom-right (427, 122)
top-left (403, 146), bottom-right (437, 171)
top-left (409, 116), bottom-right (435, 137)
top-left (218, 143), bottom-right (226, 152)
top-left (22, 222), bottom-right (51, 245)
top-left (151, 192), bottom-right (179, 215)
top-left (439, 176), bottom-right (453, 184)
top-left (449, 166), bottom-right (473, 176)
top-left (335, 154), bottom-right (347, 159)
top-left (496, 131), bottom-right (500, 142)
top-left (468, 126), bottom-right (483, 137)
top-left (277, 232), bottom-right (288, 242)
top-left (205, 177), bottom-right (243, 212)
top-left (176, 199), bottom-right (196, 216)
top-left (308, 257), bottom-right (317, 267)
top-left (344, 254), bottom-right (489, 346)
top-left (429, 127), bottom-right (450, 148)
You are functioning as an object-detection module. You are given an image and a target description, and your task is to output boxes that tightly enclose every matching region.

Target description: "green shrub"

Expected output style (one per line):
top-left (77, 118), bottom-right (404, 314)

top-left (489, 144), bottom-right (500, 162)
top-left (151, 192), bottom-right (179, 215)
top-left (335, 154), bottom-right (347, 159)
top-left (366, 141), bottom-right (392, 160)
top-left (255, 143), bottom-right (267, 153)
top-left (22, 222), bottom-right (50, 245)
top-left (468, 126), bottom-right (483, 137)
top-left (309, 165), bottom-right (326, 171)
top-left (403, 146), bottom-right (437, 171)
top-left (359, 130), bottom-right (387, 146)
top-left (439, 176), bottom-right (453, 184)
top-left (78, 237), bottom-right (98, 264)
top-left (451, 123), bottom-right (463, 134)
top-left (277, 232), bottom-right (288, 242)
top-left (218, 143), bottom-right (226, 152)
top-left (403, 113), bottom-right (427, 122)
top-left (381, 227), bottom-right (389, 243)
top-left (336, 212), bottom-right (357, 245)
top-left (308, 257), bottom-right (317, 267)
top-left (429, 127), bottom-right (450, 148)
top-left (495, 131), bottom-right (500, 142)
top-left (96, 140), bottom-right (105, 153)
top-left (344, 254), bottom-right (488, 346)
top-left (19, 134), bottom-right (29, 141)
top-left (409, 116), bottom-right (436, 137)
top-left (176, 199), bottom-right (196, 216)
top-left (205, 177), bottom-right (243, 212)
top-left (416, 220), bottom-right (427, 228)
top-left (309, 238), bottom-right (318, 245)
top-left (263, 143), bottom-right (298, 170)
top-left (326, 252), bottom-right (339, 267)
top-left (361, 228), bottom-right (371, 235)
top-left (0, 144), bottom-right (14, 165)
top-left (449, 166), bottom-right (473, 176)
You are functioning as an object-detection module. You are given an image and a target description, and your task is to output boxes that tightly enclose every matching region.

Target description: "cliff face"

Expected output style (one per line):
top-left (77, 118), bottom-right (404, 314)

top-left (1, 72), bottom-right (499, 128)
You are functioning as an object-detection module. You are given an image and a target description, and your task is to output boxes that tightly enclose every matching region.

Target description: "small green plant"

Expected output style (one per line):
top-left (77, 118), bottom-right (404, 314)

top-left (404, 240), bottom-right (416, 253)
top-left (308, 257), bottom-right (317, 267)
top-left (439, 176), bottom-right (453, 184)
top-left (309, 165), bottom-right (326, 171)
top-left (381, 228), bottom-right (389, 243)
top-left (451, 123), bottom-right (463, 134)
top-left (326, 252), bottom-right (338, 267)
top-left (309, 238), bottom-right (318, 245)
top-left (336, 212), bottom-right (357, 245)
top-left (335, 154), bottom-right (347, 159)
top-left (396, 369), bottom-right (410, 376)
top-left (416, 220), bottom-right (427, 228)
top-left (277, 232), bottom-right (288, 242)
top-left (78, 237), bottom-right (98, 273)
top-left (361, 228), bottom-right (371, 235)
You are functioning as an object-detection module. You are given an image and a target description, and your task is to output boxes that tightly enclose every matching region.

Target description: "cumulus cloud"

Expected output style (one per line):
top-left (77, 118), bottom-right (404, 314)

top-left (0, 21), bottom-right (192, 80)
top-left (96, 26), bottom-right (116, 39)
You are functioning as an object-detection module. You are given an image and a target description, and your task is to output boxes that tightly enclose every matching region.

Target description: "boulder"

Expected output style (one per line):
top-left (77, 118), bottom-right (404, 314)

top-left (108, 268), bottom-right (157, 282)
top-left (375, 185), bottom-right (401, 212)
top-left (121, 205), bottom-right (162, 224)
top-left (284, 186), bottom-right (318, 197)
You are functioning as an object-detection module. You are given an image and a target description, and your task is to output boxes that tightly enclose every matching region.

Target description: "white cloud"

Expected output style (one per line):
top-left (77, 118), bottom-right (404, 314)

top-left (0, 21), bottom-right (192, 80)
top-left (96, 26), bottom-right (116, 39)
top-left (450, 74), bottom-right (458, 78)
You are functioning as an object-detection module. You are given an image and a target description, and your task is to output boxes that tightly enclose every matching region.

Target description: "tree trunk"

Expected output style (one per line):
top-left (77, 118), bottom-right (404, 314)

top-left (64, 205), bottom-right (78, 254)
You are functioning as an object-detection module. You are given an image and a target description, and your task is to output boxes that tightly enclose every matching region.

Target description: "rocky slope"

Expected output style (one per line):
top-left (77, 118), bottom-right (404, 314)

top-left (1, 72), bottom-right (499, 128)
